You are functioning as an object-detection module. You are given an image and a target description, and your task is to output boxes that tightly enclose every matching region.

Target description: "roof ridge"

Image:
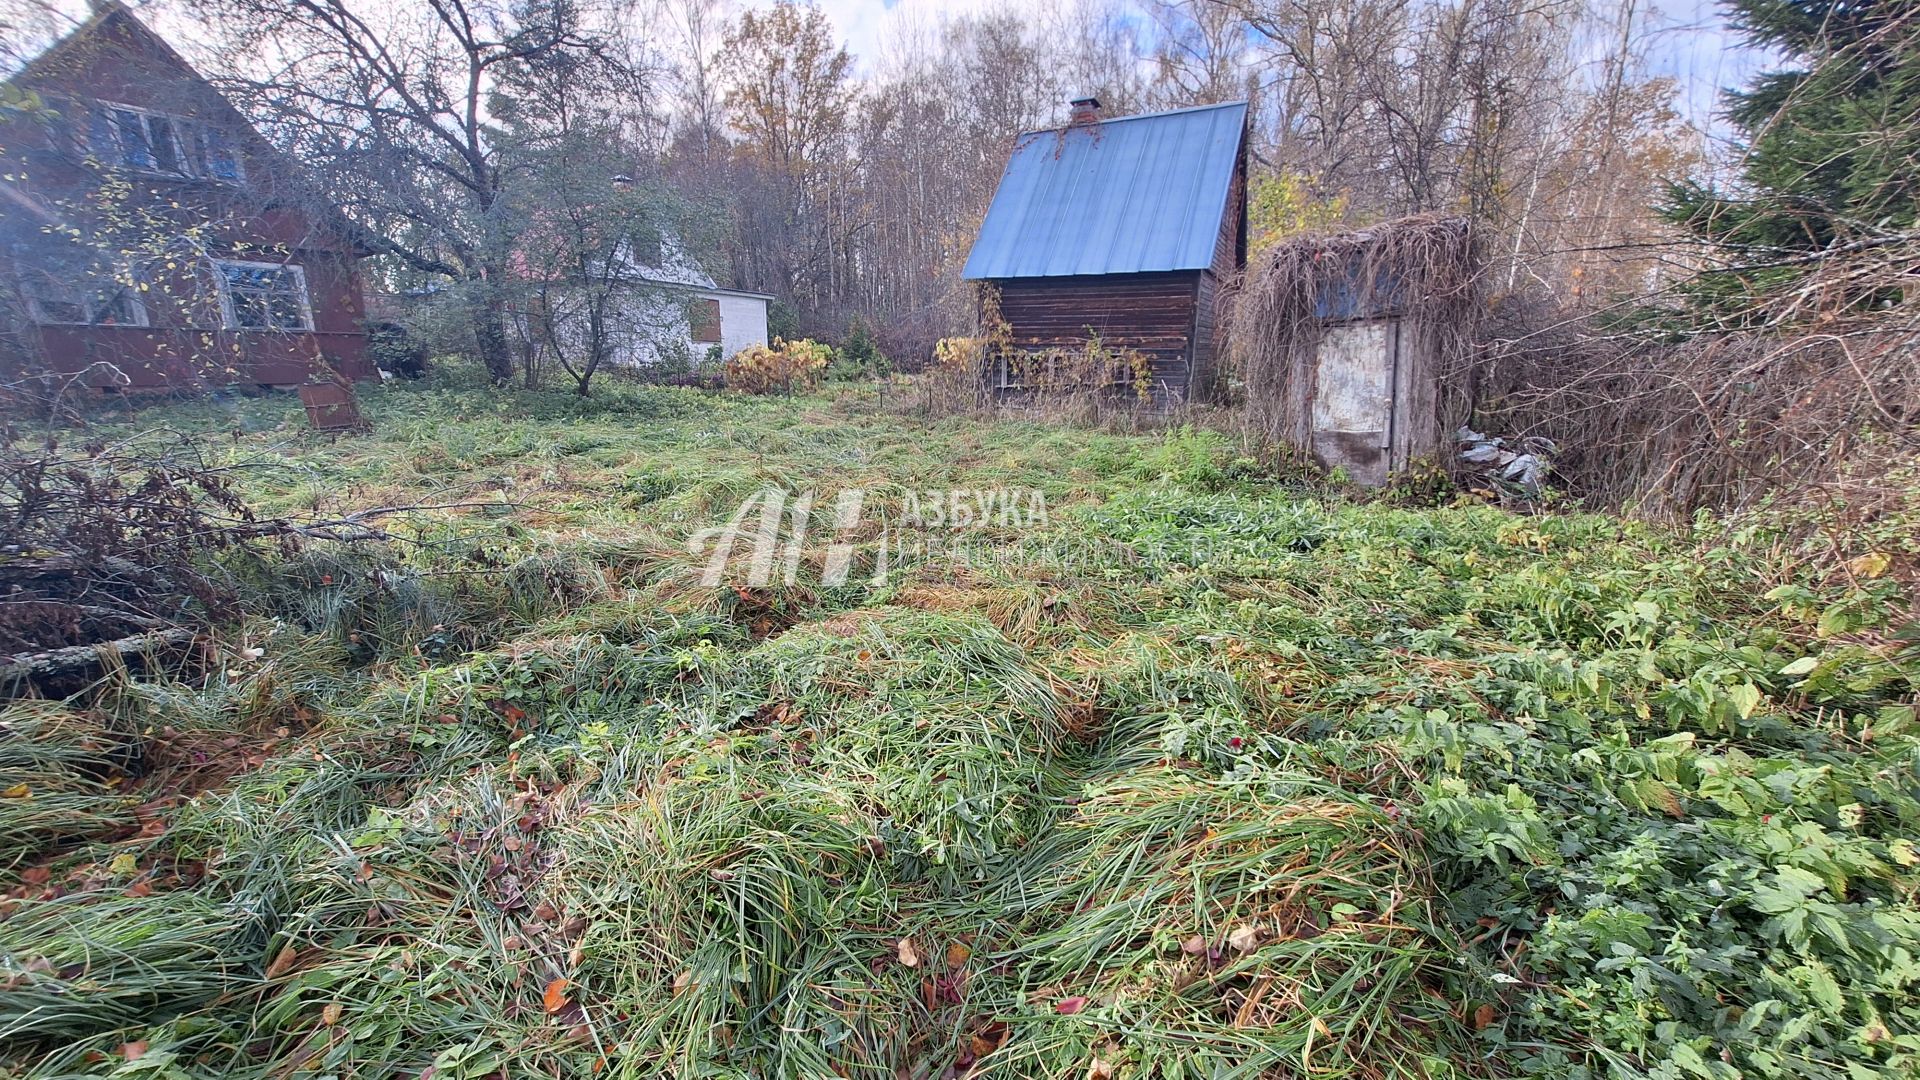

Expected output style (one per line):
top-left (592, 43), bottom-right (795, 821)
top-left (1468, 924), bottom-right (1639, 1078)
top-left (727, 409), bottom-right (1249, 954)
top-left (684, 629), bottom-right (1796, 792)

top-left (1016, 99), bottom-right (1247, 139)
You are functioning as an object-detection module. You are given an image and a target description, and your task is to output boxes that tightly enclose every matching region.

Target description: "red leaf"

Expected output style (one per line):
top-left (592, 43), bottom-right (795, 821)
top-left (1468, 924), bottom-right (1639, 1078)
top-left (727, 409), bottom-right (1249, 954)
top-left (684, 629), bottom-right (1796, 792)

top-left (1055, 996), bottom-right (1089, 1015)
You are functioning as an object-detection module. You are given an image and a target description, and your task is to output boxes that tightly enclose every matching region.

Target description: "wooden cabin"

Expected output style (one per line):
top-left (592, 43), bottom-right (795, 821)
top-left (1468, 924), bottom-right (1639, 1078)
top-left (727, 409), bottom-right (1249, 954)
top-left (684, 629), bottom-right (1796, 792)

top-left (0, 2), bottom-right (374, 392)
top-left (962, 98), bottom-right (1249, 406)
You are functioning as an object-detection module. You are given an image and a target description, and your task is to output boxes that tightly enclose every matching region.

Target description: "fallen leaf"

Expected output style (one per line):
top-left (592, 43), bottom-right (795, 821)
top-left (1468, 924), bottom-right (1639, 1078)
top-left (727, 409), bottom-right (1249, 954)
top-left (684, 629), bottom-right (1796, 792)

top-left (20, 866), bottom-right (50, 886)
top-left (321, 1002), bottom-right (343, 1026)
top-left (1472, 1004), bottom-right (1496, 1031)
top-left (123, 879), bottom-right (153, 898)
top-left (896, 937), bottom-right (920, 968)
top-left (672, 969), bottom-right (694, 995)
top-left (265, 945), bottom-right (300, 980)
top-left (1, 783), bottom-right (29, 799)
top-left (1055, 996), bottom-right (1089, 1015)
top-left (355, 861), bottom-right (374, 883)
top-left (543, 977), bottom-right (571, 1014)
top-left (1180, 934), bottom-right (1207, 955)
top-left (1848, 552), bottom-right (1892, 579)
top-left (1087, 1057), bottom-right (1115, 1080)
top-left (118, 1042), bottom-right (148, 1061)
top-left (970, 1021), bottom-right (1009, 1057)
top-left (1227, 925), bottom-right (1262, 953)
top-left (945, 942), bottom-right (971, 969)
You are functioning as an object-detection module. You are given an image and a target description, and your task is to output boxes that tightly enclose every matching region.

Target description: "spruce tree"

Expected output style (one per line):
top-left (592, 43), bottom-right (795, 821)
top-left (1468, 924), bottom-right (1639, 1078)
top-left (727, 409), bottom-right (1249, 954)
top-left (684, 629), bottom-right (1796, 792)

top-left (1664, 0), bottom-right (1920, 300)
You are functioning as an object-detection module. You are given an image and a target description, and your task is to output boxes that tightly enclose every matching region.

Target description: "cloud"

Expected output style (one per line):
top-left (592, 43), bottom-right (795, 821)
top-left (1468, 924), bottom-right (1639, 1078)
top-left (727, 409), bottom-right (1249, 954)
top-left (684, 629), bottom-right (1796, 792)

top-left (811, 0), bottom-right (1011, 75)
top-left (1641, 0), bottom-right (1776, 138)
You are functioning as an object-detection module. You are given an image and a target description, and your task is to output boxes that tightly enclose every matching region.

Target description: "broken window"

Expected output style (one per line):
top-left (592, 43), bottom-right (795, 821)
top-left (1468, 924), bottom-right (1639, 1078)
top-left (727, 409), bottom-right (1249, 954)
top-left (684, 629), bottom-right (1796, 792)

top-left (215, 260), bottom-right (311, 331)
top-left (24, 273), bottom-right (148, 327)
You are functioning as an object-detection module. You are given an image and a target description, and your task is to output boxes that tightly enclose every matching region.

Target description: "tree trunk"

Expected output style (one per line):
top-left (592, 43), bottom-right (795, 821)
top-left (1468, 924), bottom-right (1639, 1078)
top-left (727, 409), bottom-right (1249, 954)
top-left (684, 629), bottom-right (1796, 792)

top-left (474, 294), bottom-right (516, 385)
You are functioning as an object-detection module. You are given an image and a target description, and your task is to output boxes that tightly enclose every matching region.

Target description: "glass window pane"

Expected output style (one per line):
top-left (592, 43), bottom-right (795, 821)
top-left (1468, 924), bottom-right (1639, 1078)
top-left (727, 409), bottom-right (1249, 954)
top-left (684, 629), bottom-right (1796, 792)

top-left (147, 115), bottom-right (180, 172)
top-left (204, 129), bottom-right (241, 181)
top-left (113, 109), bottom-right (151, 168)
top-left (88, 110), bottom-right (116, 158)
top-left (268, 294), bottom-right (304, 329)
top-left (35, 298), bottom-right (87, 323)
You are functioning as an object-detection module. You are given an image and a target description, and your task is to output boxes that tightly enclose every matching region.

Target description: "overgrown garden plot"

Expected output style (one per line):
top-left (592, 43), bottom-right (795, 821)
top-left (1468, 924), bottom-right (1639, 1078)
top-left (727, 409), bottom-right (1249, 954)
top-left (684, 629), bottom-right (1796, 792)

top-left (1, 376), bottom-right (1916, 1079)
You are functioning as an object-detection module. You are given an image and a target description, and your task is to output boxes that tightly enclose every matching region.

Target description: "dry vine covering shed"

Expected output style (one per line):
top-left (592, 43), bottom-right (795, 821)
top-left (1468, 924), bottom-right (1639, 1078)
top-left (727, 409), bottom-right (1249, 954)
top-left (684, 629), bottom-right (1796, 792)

top-left (1232, 216), bottom-right (1479, 485)
top-left (962, 98), bottom-right (1249, 407)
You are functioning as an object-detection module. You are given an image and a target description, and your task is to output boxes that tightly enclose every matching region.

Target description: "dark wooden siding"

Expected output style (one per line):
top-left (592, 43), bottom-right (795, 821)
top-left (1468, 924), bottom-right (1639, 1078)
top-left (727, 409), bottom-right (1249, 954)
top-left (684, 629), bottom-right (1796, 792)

top-left (992, 271), bottom-right (1200, 403)
top-left (1192, 128), bottom-right (1247, 401)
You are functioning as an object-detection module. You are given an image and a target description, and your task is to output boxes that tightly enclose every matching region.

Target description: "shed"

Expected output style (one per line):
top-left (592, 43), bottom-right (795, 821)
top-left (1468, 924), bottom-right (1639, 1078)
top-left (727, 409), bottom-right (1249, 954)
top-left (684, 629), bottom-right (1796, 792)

top-left (1233, 216), bottom-right (1479, 486)
top-left (962, 99), bottom-right (1249, 406)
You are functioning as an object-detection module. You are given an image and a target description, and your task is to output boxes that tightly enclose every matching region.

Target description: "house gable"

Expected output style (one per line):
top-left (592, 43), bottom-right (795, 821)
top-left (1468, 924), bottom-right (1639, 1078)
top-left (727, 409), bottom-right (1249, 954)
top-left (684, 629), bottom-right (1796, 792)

top-left (0, 3), bottom-right (374, 389)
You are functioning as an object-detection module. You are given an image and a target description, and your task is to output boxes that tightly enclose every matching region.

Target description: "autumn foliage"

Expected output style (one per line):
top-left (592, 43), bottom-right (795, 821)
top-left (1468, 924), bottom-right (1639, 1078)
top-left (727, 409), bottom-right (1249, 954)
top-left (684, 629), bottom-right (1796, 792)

top-left (722, 337), bottom-right (832, 394)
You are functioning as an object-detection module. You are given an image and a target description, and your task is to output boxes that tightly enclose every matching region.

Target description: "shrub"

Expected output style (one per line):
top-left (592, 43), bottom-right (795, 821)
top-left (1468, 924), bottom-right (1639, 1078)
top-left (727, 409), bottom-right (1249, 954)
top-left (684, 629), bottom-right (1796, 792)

top-left (723, 338), bottom-right (831, 394)
top-left (828, 317), bottom-right (893, 381)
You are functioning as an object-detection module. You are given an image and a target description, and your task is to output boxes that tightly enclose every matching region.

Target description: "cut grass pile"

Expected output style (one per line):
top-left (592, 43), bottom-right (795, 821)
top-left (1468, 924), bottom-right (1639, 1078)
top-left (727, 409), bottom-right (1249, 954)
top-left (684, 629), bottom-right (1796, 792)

top-left (1, 371), bottom-right (1917, 1079)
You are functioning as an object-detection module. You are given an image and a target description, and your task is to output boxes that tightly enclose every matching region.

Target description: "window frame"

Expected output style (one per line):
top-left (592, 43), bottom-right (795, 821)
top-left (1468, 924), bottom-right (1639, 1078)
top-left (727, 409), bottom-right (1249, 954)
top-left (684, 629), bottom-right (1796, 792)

top-left (213, 258), bottom-right (314, 332)
top-left (86, 100), bottom-right (245, 183)
top-left (23, 275), bottom-right (150, 328)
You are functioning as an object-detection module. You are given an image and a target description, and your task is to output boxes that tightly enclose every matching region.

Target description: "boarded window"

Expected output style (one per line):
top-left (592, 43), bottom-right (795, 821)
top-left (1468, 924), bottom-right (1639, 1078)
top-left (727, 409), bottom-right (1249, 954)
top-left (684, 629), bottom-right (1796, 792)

top-left (690, 298), bottom-right (722, 344)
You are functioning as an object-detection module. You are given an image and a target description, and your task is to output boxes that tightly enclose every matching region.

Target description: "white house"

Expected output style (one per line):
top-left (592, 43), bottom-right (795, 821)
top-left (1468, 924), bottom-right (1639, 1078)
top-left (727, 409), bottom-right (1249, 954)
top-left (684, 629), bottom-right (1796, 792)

top-left (616, 237), bottom-right (772, 367)
top-left (513, 226), bottom-right (772, 376)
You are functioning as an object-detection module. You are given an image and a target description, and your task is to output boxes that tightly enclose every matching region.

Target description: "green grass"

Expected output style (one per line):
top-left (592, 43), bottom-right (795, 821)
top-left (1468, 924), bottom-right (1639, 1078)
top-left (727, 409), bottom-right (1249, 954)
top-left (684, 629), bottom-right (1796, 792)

top-left (1, 368), bottom-right (1916, 1079)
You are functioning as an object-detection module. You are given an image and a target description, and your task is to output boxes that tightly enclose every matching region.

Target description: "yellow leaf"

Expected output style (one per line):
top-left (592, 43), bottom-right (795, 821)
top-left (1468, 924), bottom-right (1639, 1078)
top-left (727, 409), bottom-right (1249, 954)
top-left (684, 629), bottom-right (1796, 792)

top-left (2, 783), bottom-right (30, 799)
top-left (108, 853), bottom-right (138, 876)
top-left (1848, 552), bottom-right (1892, 579)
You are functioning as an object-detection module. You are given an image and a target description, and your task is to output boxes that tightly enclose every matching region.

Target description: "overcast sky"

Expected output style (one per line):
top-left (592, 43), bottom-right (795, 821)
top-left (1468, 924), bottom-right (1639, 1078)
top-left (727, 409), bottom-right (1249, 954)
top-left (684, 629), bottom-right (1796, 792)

top-left (12, 0), bottom-right (1768, 139)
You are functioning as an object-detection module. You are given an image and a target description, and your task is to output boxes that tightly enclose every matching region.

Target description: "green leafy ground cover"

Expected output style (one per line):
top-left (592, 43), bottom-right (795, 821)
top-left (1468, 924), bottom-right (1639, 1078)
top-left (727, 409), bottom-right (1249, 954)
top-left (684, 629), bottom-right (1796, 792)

top-left (1, 374), bottom-right (1916, 1079)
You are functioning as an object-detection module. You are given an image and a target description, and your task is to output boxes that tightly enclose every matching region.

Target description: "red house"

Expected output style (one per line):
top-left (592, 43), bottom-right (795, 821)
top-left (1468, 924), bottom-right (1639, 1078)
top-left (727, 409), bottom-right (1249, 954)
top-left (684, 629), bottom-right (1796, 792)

top-left (0, 2), bottom-right (372, 392)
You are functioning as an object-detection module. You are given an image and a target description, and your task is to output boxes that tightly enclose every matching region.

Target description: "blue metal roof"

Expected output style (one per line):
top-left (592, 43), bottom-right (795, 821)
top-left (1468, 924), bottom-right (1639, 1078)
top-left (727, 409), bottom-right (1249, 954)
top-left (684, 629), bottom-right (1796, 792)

top-left (962, 101), bottom-right (1247, 281)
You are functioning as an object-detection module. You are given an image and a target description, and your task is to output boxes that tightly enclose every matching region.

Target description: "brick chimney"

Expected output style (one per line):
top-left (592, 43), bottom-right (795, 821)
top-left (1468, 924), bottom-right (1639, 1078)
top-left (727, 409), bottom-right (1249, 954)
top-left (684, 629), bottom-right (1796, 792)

top-left (1069, 97), bottom-right (1102, 126)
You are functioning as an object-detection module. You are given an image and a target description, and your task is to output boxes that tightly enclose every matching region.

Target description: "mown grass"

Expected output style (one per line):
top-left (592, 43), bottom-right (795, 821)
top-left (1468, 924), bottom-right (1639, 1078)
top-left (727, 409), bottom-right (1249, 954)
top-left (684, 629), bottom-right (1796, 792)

top-left (1, 368), bottom-right (1916, 1079)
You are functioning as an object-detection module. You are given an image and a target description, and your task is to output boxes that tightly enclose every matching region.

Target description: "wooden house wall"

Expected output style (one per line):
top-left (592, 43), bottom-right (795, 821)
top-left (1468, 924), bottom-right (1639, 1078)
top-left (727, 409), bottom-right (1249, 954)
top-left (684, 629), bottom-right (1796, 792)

top-left (1190, 132), bottom-right (1247, 401)
top-left (1, 8), bottom-right (372, 389)
top-left (993, 271), bottom-right (1201, 402)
